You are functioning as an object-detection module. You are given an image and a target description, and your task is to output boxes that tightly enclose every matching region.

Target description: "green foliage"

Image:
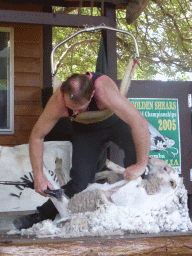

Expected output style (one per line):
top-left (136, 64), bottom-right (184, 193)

top-left (53, 0), bottom-right (192, 81)
top-left (52, 8), bottom-right (101, 82)
top-left (116, 0), bottom-right (192, 80)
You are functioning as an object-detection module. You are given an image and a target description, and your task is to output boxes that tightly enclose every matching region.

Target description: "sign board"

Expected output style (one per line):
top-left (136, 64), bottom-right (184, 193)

top-left (0, 141), bottom-right (72, 212)
top-left (129, 98), bottom-right (181, 173)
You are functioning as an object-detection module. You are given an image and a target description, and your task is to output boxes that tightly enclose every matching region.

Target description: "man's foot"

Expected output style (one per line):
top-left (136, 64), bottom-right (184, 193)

top-left (13, 211), bottom-right (44, 230)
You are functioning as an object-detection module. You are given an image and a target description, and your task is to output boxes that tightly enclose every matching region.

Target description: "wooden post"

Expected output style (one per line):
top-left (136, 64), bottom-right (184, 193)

top-left (43, 5), bottom-right (52, 88)
top-left (102, 2), bottom-right (117, 81)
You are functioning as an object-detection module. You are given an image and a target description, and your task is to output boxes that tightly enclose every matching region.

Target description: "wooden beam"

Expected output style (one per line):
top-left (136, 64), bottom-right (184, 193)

top-left (1, 1), bottom-right (127, 8)
top-left (55, 0), bottom-right (127, 9)
top-left (0, 9), bottom-right (110, 27)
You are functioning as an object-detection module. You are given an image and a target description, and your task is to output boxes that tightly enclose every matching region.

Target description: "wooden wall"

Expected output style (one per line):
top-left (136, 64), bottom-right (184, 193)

top-left (0, 3), bottom-right (44, 146)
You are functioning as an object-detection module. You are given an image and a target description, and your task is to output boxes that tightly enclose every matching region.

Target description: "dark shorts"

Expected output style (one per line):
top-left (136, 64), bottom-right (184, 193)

top-left (38, 115), bottom-right (136, 219)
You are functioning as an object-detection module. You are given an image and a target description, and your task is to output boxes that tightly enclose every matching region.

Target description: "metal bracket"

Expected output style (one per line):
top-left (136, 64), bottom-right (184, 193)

top-left (51, 25), bottom-right (140, 77)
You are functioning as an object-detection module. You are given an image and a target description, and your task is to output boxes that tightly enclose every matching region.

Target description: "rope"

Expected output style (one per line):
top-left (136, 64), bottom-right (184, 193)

top-left (101, 0), bottom-right (104, 23)
top-left (78, 0), bottom-right (83, 28)
top-left (70, 58), bottom-right (138, 124)
top-left (90, 0), bottom-right (94, 25)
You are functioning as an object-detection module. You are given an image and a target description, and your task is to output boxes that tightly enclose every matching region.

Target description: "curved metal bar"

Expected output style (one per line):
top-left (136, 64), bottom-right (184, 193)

top-left (51, 25), bottom-right (140, 77)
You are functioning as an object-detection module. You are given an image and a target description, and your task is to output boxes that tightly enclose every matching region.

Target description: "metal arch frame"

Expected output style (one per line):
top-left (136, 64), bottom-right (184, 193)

top-left (51, 25), bottom-right (139, 77)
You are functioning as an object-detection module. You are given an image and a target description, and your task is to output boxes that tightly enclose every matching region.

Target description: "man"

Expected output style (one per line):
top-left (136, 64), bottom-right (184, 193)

top-left (13, 72), bottom-right (150, 230)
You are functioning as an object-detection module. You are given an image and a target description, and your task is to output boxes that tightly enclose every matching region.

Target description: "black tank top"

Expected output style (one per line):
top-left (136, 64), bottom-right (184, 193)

top-left (71, 72), bottom-right (119, 130)
top-left (68, 72), bottom-right (103, 117)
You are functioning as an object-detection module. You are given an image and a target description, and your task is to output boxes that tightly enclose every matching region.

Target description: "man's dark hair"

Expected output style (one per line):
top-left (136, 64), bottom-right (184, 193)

top-left (60, 74), bottom-right (94, 103)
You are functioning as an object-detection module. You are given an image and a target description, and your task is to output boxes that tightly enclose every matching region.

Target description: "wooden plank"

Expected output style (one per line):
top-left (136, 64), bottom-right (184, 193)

top-left (0, 23), bottom-right (43, 45)
top-left (0, 0), bottom-right (127, 8)
top-left (14, 42), bottom-right (41, 58)
top-left (14, 116), bottom-right (39, 131)
top-left (14, 24), bottom-right (43, 44)
top-left (14, 73), bottom-right (41, 87)
top-left (36, 0), bottom-right (127, 8)
top-left (14, 86), bottom-right (41, 103)
top-left (0, 2), bottom-right (43, 12)
top-left (15, 57), bottom-right (41, 74)
top-left (61, 0), bottom-right (126, 8)
top-left (0, 135), bottom-right (16, 146)
top-left (14, 130), bottom-right (31, 145)
top-left (14, 103), bottom-right (43, 116)
top-left (0, 131), bottom-right (30, 146)
top-left (0, 118), bottom-right (39, 145)
top-left (0, 9), bottom-right (110, 27)
top-left (0, 232), bottom-right (192, 255)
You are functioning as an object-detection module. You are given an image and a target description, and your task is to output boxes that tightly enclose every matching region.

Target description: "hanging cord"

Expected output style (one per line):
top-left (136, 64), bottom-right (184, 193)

top-left (90, 0), bottom-right (94, 25)
top-left (78, 0), bottom-right (83, 28)
top-left (101, 0), bottom-right (105, 25)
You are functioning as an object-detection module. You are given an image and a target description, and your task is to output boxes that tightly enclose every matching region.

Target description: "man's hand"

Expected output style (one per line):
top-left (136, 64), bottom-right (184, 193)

top-left (123, 163), bottom-right (146, 181)
top-left (34, 174), bottom-right (55, 197)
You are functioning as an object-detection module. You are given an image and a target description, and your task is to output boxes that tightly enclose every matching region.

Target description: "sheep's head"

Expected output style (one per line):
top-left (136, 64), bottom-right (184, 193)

top-left (146, 157), bottom-right (182, 191)
top-left (147, 157), bottom-right (175, 175)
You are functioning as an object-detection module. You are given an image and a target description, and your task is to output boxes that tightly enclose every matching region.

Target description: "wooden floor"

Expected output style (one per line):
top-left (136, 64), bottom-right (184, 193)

top-left (0, 230), bottom-right (192, 255)
top-left (0, 211), bottom-right (192, 255)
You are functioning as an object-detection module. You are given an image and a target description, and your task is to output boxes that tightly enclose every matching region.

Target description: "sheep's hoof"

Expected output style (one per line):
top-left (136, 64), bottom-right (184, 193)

top-left (56, 216), bottom-right (70, 225)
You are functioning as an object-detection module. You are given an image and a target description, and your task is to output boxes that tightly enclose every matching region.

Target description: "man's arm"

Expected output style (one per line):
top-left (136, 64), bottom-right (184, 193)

top-left (29, 89), bottom-right (67, 196)
top-left (95, 76), bottom-right (150, 181)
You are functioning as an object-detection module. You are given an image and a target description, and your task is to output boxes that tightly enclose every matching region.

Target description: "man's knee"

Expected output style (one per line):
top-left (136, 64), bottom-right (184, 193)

top-left (62, 178), bottom-right (92, 198)
top-left (124, 144), bottom-right (137, 167)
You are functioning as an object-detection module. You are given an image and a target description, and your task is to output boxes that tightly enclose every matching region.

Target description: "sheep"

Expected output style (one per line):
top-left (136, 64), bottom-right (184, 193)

top-left (21, 157), bottom-right (191, 237)
top-left (67, 157), bottom-right (182, 213)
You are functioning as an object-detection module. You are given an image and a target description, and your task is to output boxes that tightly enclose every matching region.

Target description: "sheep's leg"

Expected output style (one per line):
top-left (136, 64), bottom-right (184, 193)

top-left (54, 158), bottom-right (68, 187)
top-left (94, 170), bottom-right (112, 182)
top-left (43, 165), bottom-right (69, 219)
top-left (104, 182), bottom-right (128, 202)
top-left (106, 160), bottom-right (125, 174)
top-left (93, 160), bottom-right (125, 184)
